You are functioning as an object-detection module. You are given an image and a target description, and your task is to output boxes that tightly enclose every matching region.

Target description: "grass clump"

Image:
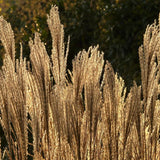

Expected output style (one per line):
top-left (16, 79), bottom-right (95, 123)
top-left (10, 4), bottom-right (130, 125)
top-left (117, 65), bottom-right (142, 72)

top-left (0, 5), bottom-right (159, 160)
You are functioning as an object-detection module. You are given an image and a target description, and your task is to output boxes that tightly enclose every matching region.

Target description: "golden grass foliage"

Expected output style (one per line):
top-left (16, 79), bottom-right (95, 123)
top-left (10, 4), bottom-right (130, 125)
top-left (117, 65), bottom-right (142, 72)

top-left (0, 5), bottom-right (160, 160)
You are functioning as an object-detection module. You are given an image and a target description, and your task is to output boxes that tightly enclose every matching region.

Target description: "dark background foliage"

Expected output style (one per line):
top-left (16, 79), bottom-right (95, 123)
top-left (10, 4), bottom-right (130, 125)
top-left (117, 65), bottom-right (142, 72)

top-left (0, 0), bottom-right (160, 86)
